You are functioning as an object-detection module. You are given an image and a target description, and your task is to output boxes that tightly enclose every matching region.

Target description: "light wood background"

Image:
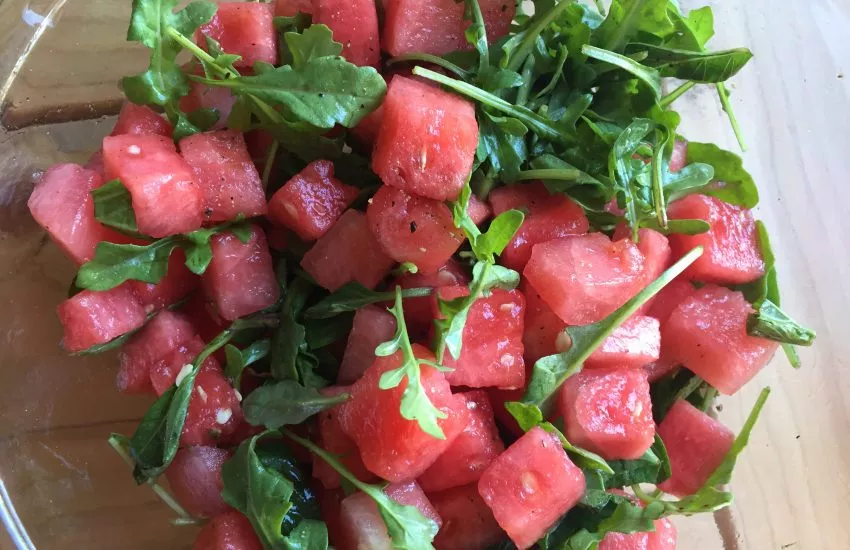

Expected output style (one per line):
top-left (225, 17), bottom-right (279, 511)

top-left (0, 0), bottom-right (848, 548)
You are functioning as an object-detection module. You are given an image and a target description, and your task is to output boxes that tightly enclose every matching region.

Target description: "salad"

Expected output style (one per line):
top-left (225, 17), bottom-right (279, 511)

top-left (25, 0), bottom-right (817, 548)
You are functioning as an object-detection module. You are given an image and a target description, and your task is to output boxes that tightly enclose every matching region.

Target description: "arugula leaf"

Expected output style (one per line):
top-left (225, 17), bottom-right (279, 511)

top-left (270, 278), bottom-right (326, 387)
top-left (478, 112), bottom-right (529, 180)
top-left (601, 436), bottom-right (671, 488)
top-left (92, 180), bottom-right (140, 234)
top-left (595, 0), bottom-right (674, 53)
top-left (608, 118), bottom-right (656, 238)
top-left (682, 141), bottom-right (759, 208)
top-left (747, 299), bottom-right (816, 346)
top-left (666, 4), bottom-right (714, 51)
top-left (630, 43), bottom-right (753, 83)
top-left (304, 283), bottom-right (432, 319)
top-left (582, 45), bottom-right (662, 99)
top-left (224, 340), bottom-right (271, 387)
top-left (243, 381), bottom-right (349, 429)
top-left (284, 24), bottom-right (342, 68)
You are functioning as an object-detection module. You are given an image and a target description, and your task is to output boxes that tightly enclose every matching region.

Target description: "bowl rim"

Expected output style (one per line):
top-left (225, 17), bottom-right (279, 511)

top-left (0, 478), bottom-right (34, 550)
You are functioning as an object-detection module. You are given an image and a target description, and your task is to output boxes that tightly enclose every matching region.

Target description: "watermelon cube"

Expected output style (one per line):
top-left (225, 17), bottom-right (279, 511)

top-left (182, 370), bottom-right (244, 446)
top-left (202, 226), bottom-right (280, 321)
top-left (524, 233), bottom-right (646, 326)
top-left (130, 249), bottom-right (199, 313)
top-left (179, 81), bottom-right (236, 131)
top-left (559, 369), bottom-right (655, 460)
top-left (338, 344), bottom-right (469, 481)
top-left (390, 259), bottom-right (469, 339)
top-left (313, 387), bottom-right (377, 489)
top-left (339, 482), bottom-right (441, 549)
top-left (584, 315), bottom-right (661, 370)
top-left (430, 484), bottom-right (505, 550)
top-left (435, 287), bottom-right (526, 390)
top-left (486, 387), bottom-right (525, 438)
top-left (301, 210), bottom-right (395, 292)
top-left (662, 285), bottom-right (779, 395)
top-left (165, 446), bottom-right (232, 518)
top-left (648, 517), bottom-right (677, 549)
top-left (669, 140), bottom-right (688, 173)
top-left (338, 306), bottom-right (397, 385)
top-left (197, 2), bottom-right (277, 69)
top-left (521, 280), bottom-right (565, 364)
top-left (467, 194), bottom-right (492, 226)
top-left (372, 76), bottom-right (478, 201)
top-left (268, 160), bottom-right (359, 241)
top-left (598, 530), bottom-right (651, 550)
top-left (489, 182), bottom-right (589, 271)
top-left (116, 310), bottom-right (197, 394)
top-left (646, 279), bottom-right (694, 325)
top-left (383, 0), bottom-right (515, 56)
top-left (351, 105), bottom-right (384, 149)
top-left (179, 130), bottom-right (267, 223)
top-left (149, 336), bottom-right (223, 396)
top-left (275, 0), bottom-right (312, 16)
top-left (612, 227), bottom-right (672, 317)
top-left (419, 391), bottom-right (505, 493)
top-left (658, 400), bottom-right (735, 496)
top-left (478, 426), bottom-right (585, 549)
top-left (111, 102), bottom-right (173, 137)
top-left (85, 150), bottom-right (106, 179)
top-left (183, 291), bottom-right (231, 343)
top-left (667, 194), bottom-right (765, 284)
top-left (57, 284), bottom-right (147, 353)
top-left (193, 511), bottom-right (262, 550)
top-left (314, 0), bottom-right (380, 67)
top-left (102, 134), bottom-right (204, 237)
top-left (368, 185), bottom-right (465, 274)
top-left (27, 164), bottom-right (128, 265)
top-left (320, 489), bottom-right (345, 548)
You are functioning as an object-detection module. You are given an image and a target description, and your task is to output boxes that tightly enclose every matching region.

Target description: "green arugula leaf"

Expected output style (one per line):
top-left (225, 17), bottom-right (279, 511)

top-left (582, 45), bottom-right (662, 99)
top-left (682, 141), bottom-right (759, 207)
top-left (270, 278), bottom-right (324, 386)
top-left (630, 43), bottom-right (753, 83)
top-left (650, 368), bottom-right (709, 421)
top-left (665, 4), bottom-right (714, 50)
top-left (224, 340), bottom-right (271, 387)
top-left (475, 210), bottom-right (526, 261)
top-left (243, 380), bottom-right (349, 429)
top-left (608, 118), bottom-right (656, 238)
top-left (595, 0), bottom-right (674, 53)
top-left (92, 180), bottom-right (140, 234)
top-left (747, 299), bottom-right (816, 346)
top-left (477, 112), bottom-right (529, 180)
top-left (284, 24), bottom-right (343, 68)
top-left (601, 435), bottom-right (671, 488)
top-left (304, 283), bottom-right (432, 319)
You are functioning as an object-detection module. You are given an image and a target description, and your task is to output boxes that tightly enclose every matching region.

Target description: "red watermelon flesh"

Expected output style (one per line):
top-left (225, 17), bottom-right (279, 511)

top-left (301, 210), bottom-right (395, 292)
top-left (111, 102), bottom-right (172, 137)
top-left (198, 2), bottom-right (277, 69)
top-left (467, 194), bottom-right (492, 226)
top-left (102, 134), bottom-right (204, 237)
top-left (193, 511), bottom-right (262, 550)
top-left (667, 194), bottom-right (765, 284)
top-left (268, 160), bottom-right (359, 241)
top-left (521, 280), bottom-right (565, 364)
top-left (183, 291), bottom-right (231, 344)
top-left (314, 0), bottom-right (380, 67)
top-left (489, 182), bottom-right (589, 271)
top-left (150, 336), bottom-right (224, 396)
top-left (658, 400), bottom-right (735, 496)
top-left (338, 306), bottom-right (397, 385)
top-left (130, 249), bottom-right (199, 313)
top-left (648, 517), bottom-right (677, 549)
top-left (320, 489), bottom-right (345, 548)
top-left (599, 531), bottom-right (650, 550)
top-left (383, 0), bottom-right (515, 56)
top-left (202, 226), bottom-right (280, 321)
top-left (372, 76), bottom-right (478, 202)
top-left (559, 368), bottom-right (655, 460)
top-left (338, 344), bottom-right (469, 482)
top-left (669, 140), bottom-right (687, 173)
top-left (524, 233), bottom-right (646, 326)
top-left (435, 286), bottom-right (526, 390)
top-left (351, 104), bottom-right (384, 149)
top-left (486, 386), bottom-right (525, 438)
top-left (662, 285), bottom-right (779, 395)
top-left (390, 259), bottom-right (469, 338)
top-left (313, 386), bottom-right (377, 489)
top-left (584, 315), bottom-right (661, 370)
top-left (430, 484), bottom-right (505, 550)
top-left (478, 426), bottom-right (585, 549)
top-left (179, 130), bottom-right (267, 222)
top-left (165, 446), bottom-right (232, 518)
top-left (612, 226), bottom-right (672, 315)
top-left (58, 284), bottom-right (147, 353)
top-left (275, 0), bottom-right (312, 16)
top-left (419, 391), bottom-right (505, 493)
top-left (179, 81), bottom-right (236, 131)
top-left (182, 370), bottom-right (244, 446)
top-left (646, 279), bottom-right (695, 325)
top-left (642, 354), bottom-right (679, 384)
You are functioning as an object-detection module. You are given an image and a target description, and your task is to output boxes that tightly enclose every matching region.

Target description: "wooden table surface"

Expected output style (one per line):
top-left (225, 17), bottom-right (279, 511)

top-left (1, 0), bottom-right (849, 549)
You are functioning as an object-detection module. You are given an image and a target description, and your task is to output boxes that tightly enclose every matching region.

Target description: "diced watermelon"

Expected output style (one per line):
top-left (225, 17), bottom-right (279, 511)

top-left (669, 140), bottom-right (688, 173)
top-left (489, 182), bottom-right (589, 271)
top-left (435, 287), bottom-right (526, 389)
top-left (313, 0), bottom-right (380, 67)
top-left (165, 446), bottom-right (232, 518)
top-left (338, 306), bottom-right (397, 385)
top-left (179, 81), bottom-right (236, 131)
top-left (524, 233), bottom-right (645, 326)
top-left (383, 0), bottom-right (515, 56)
top-left (149, 336), bottom-right (223, 396)
top-left (338, 344), bottom-right (469, 481)
top-left (183, 291), bottom-right (231, 343)
top-left (662, 285), bottom-right (779, 395)
top-left (197, 2), bottom-right (277, 69)
top-left (478, 426), bottom-right (585, 549)
top-left (179, 130), bottom-right (267, 222)
top-left (268, 160), bottom-right (359, 241)
top-left (102, 134), bottom-right (204, 237)
top-left (116, 310), bottom-right (196, 394)
top-left (646, 279), bottom-right (694, 325)
top-left (521, 281), bottom-right (565, 364)
top-left (419, 391), bottom-right (505, 493)
top-left (202, 226), bottom-right (280, 321)
top-left (244, 129), bottom-right (276, 171)
top-left (320, 489), bottom-right (345, 548)
top-left (598, 530), bottom-right (651, 550)
top-left (193, 510), bottom-right (262, 550)
top-left (612, 227), bottom-right (672, 317)
top-left (467, 194), bottom-right (492, 226)
top-left (339, 482), bottom-right (441, 549)
top-left (430, 484), bottom-right (505, 550)
top-left (130, 249), bottom-right (199, 313)
top-left (301, 210), bottom-right (395, 292)
top-left (390, 259), bottom-right (469, 338)
top-left (368, 185), bottom-right (465, 274)
top-left (182, 370), bottom-right (244, 446)
top-left (27, 164), bottom-right (128, 265)
top-left (275, 0), bottom-right (312, 16)
top-left (559, 369), bottom-right (655, 460)
top-left (667, 194), bottom-right (765, 284)
top-left (648, 517), bottom-right (677, 549)
top-left (372, 76), bottom-right (478, 201)
top-left (57, 284), bottom-right (147, 353)
top-left (657, 400), bottom-right (735, 496)
top-left (111, 103), bottom-right (173, 137)
top-left (351, 105), bottom-right (384, 149)
top-left (85, 150), bottom-right (106, 179)
top-left (584, 315), bottom-right (661, 370)
top-left (313, 386), bottom-right (377, 489)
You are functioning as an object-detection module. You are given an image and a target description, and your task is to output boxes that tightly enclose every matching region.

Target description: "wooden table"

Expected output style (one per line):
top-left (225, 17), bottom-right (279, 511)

top-left (0, 0), bottom-right (848, 548)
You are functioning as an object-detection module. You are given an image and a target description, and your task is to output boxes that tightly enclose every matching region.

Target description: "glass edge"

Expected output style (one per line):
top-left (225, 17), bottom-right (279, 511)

top-left (0, 479), bottom-right (34, 550)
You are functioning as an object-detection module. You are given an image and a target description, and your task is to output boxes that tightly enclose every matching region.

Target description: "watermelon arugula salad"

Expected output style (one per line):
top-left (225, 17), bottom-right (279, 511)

top-left (28, 0), bottom-right (817, 548)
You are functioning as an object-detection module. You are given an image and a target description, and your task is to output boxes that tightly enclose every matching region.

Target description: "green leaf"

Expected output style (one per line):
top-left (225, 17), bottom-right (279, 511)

top-left (474, 209), bottom-right (526, 261)
top-left (683, 142), bottom-right (759, 207)
top-left (304, 283), bottom-right (432, 319)
top-left (595, 0), bottom-right (674, 53)
top-left (631, 43), bottom-right (753, 83)
top-left (601, 435), bottom-right (671, 488)
top-left (224, 340), bottom-right (271, 387)
top-left (243, 380), bottom-right (349, 429)
top-left (666, 5), bottom-right (715, 51)
top-left (284, 24), bottom-right (343, 68)
top-left (181, 220), bottom-right (254, 274)
top-left (609, 118), bottom-right (656, 238)
top-left (76, 240), bottom-right (177, 291)
top-left (582, 45), bottom-right (662, 99)
top-left (662, 162), bottom-right (715, 202)
top-left (477, 112), bottom-right (529, 180)
top-left (92, 180), bottom-right (139, 234)
top-left (747, 299), bottom-right (816, 346)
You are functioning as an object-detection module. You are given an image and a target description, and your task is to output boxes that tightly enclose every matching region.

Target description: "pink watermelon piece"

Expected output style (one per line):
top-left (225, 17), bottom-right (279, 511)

top-left (130, 249), bottom-right (199, 313)
top-left (193, 511), bottom-right (262, 550)
top-left (584, 315), bottom-right (661, 370)
top-left (389, 259), bottom-right (469, 339)
top-left (197, 2), bottom-right (277, 69)
top-left (478, 426), bottom-right (585, 550)
top-left (467, 194), bottom-right (492, 225)
top-left (598, 530), bottom-right (651, 550)
top-left (430, 484), bottom-right (505, 550)
top-left (57, 284), bottom-right (147, 353)
top-left (111, 103), bottom-right (173, 137)
top-left (489, 182), bottom-right (589, 271)
top-left (658, 400), bottom-right (735, 496)
top-left (419, 391), bottom-right (505, 493)
top-left (669, 140), bottom-right (688, 173)
top-left (165, 446), bottom-right (232, 518)
top-left (338, 305), bottom-right (397, 385)
top-left (486, 386), bottom-right (525, 438)
top-left (301, 209), bottom-right (395, 292)
top-left (268, 160), bottom-right (359, 241)
top-left (149, 336), bottom-right (223, 396)
top-left (612, 227), bottom-right (672, 316)
top-left (521, 280), bottom-right (565, 364)
top-left (667, 194), bottom-right (765, 284)
top-left (648, 517), bottom-right (677, 549)
top-left (314, 0), bottom-right (380, 67)
top-left (646, 279), bottom-right (695, 325)
top-left (313, 386), bottom-right (377, 489)
top-left (182, 370), bottom-right (244, 446)
top-left (179, 80), bottom-right (236, 130)
top-left (662, 285), bottom-right (779, 395)
top-left (372, 76), bottom-right (478, 201)
top-left (351, 104), bottom-right (384, 149)
top-left (275, 0), bottom-right (312, 16)
top-left (179, 130), bottom-right (267, 222)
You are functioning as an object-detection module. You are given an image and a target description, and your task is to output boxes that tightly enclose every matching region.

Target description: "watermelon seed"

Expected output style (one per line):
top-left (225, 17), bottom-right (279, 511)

top-left (215, 408), bottom-right (233, 425)
top-left (197, 386), bottom-right (209, 403)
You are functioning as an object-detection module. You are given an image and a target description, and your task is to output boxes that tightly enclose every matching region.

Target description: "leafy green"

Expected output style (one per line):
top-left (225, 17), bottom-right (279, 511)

top-left (630, 43), bottom-right (753, 82)
top-left (304, 283), bottom-right (432, 319)
top-left (243, 381), bottom-right (348, 429)
top-left (269, 278), bottom-right (325, 387)
top-left (284, 24), bottom-right (342, 68)
top-left (224, 340), bottom-right (271, 387)
top-left (582, 45), bottom-right (662, 99)
top-left (601, 436), bottom-right (671, 488)
top-left (92, 180), bottom-right (140, 235)
top-left (682, 141), bottom-right (759, 207)
top-left (747, 299), bottom-right (816, 346)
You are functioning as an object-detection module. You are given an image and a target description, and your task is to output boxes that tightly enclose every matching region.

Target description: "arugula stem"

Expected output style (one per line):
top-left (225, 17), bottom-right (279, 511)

top-left (166, 27), bottom-right (238, 80)
top-left (516, 55), bottom-right (535, 106)
top-left (386, 53), bottom-right (470, 79)
top-left (514, 168), bottom-right (581, 181)
top-left (506, 0), bottom-right (576, 72)
top-left (716, 83), bottom-right (747, 151)
top-left (282, 428), bottom-right (370, 493)
top-left (435, 261), bottom-right (491, 362)
top-left (261, 140), bottom-right (279, 189)
top-left (467, 0), bottom-right (490, 75)
top-left (659, 81), bottom-right (696, 109)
